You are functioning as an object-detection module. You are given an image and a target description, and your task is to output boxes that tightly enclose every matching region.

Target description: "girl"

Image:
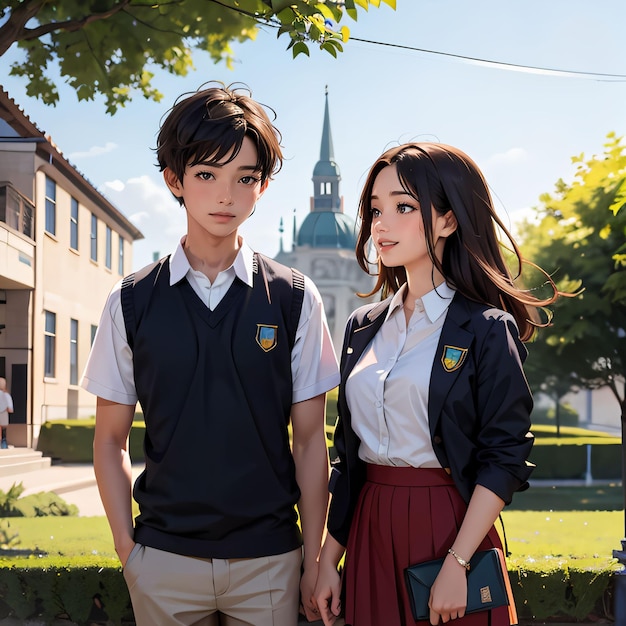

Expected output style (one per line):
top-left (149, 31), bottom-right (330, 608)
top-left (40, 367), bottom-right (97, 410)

top-left (314, 143), bottom-right (565, 626)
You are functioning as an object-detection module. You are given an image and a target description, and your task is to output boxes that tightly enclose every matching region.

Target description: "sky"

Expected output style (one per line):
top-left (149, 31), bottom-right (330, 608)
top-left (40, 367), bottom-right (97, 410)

top-left (1, 0), bottom-right (625, 271)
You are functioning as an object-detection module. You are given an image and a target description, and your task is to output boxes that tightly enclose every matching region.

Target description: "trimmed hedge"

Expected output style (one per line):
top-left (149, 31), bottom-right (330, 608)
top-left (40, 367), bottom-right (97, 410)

top-left (529, 425), bottom-right (621, 480)
top-left (37, 418), bottom-right (146, 464)
top-left (37, 415), bottom-right (621, 481)
top-left (0, 561), bottom-right (617, 625)
top-left (0, 564), bottom-right (134, 625)
top-left (529, 439), bottom-right (621, 480)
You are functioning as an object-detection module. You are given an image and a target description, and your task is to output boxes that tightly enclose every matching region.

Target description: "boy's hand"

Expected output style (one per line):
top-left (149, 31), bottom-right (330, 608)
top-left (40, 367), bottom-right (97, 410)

top-left (300, 561), bottom-right (321, 621)
top-left (115, 536), bottom-right (136, 568)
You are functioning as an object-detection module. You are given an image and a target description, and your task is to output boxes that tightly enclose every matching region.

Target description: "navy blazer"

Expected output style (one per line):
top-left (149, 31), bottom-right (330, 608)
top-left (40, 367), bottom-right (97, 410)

top-left (327, 291), bottom-right (535, 547)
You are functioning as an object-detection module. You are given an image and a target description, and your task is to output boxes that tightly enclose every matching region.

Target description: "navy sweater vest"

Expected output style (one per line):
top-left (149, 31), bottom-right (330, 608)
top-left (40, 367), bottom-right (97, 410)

top-left (121, 254), bottom-right (305, 558)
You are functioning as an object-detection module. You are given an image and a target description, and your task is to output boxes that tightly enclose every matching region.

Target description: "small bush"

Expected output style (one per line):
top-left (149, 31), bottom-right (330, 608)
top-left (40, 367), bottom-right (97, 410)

top-left (0, 484), bottom-right (78, 517)
top-left (0, 519), bottom-right (20, 549)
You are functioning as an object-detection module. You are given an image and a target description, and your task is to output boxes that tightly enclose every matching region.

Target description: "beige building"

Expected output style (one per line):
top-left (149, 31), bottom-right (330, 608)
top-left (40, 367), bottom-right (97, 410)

top-left (0, 87), bottom-right (143, 447)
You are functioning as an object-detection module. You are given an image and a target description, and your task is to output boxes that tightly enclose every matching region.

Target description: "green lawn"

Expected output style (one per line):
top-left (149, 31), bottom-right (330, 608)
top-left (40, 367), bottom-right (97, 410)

top-left (2, 468), bottom-right (624, 571)
top-left (1, 516), bottom-right (118, 567)
top-left (2, 505), bottom-right (623, 572)
top-left (502, 510), bottom-right (622, 569)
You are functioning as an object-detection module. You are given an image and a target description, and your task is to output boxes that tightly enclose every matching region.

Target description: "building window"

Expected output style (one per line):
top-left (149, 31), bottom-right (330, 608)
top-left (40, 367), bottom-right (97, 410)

top-left (44, 311), bottom-right (56, 378)
top-left (105, 225), bottom-right (112, 269)
top-left (118, 235), bottom-right (125, 275)
top-left (70, 318), bottom-right (78, 385)
top-left (70, 197), bottom-right (79, 250)
top-left (90, 324), bottom-right (97, 345)
top-left (45, 176), bottom-right (56, 235)
top-left (90, 213), bottom-right (98, 262)
top-left (0, 183), bottom-right (34, 238)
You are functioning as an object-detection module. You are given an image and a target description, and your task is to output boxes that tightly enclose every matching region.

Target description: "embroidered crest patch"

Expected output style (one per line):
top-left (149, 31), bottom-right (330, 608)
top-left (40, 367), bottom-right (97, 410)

top-left (256, 324), bottom-right (278, 352)
top-left (441, 345), bottom-right (468, 372)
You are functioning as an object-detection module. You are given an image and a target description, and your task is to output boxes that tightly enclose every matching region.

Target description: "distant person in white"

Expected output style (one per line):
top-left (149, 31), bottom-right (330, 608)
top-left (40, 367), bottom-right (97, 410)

top-left (0, 377), bottom-right (14, 449)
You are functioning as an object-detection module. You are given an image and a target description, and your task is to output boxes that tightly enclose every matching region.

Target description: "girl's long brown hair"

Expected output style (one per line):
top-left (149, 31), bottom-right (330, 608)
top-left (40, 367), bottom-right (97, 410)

top-left (356, 143), bottom-right (565, 341)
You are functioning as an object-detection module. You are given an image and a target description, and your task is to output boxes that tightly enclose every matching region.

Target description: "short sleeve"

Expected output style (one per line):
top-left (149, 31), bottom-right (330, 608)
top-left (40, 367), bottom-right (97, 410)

top-left (291, 275), bottom-right (340, 403)
top-left (80, 281), bottom-right (138, 406)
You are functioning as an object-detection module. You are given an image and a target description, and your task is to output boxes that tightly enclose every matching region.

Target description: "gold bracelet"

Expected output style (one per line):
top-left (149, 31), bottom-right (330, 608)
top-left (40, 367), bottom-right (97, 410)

top-left (448, 547), bottom-right (471, 570)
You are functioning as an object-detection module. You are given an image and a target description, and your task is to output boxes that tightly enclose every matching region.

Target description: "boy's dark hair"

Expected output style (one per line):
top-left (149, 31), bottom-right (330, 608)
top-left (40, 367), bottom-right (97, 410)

top-left (156, 82), bottom-right (283, 203)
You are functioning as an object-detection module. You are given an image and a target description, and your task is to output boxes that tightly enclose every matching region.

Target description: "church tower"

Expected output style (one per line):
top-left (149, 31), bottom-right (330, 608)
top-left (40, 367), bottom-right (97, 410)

top-left (312, 85), bottom-right (342, 212)
top-left (274, 88), bottom-right (375, 352)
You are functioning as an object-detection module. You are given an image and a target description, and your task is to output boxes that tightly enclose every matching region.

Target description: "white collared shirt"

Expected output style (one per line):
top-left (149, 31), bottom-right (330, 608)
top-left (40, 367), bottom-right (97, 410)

top-left (81, 238), bottom-right (340, 406)
top-left (345, 282), bottom-right (456, 467)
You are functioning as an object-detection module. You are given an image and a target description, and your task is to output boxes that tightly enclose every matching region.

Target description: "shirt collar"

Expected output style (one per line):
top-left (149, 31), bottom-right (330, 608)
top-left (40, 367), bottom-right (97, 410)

top-left (386, 282), bottom-right (456, 323)
top-left (386, 285), bottom-right (408, 321)
top-left (168, 236), bottom-right (255, 288)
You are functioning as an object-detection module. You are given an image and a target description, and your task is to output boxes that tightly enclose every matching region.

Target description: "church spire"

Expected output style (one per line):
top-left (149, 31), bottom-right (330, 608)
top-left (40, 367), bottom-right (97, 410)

top-left (319, 85), bottom-right (334, 163)
top-left (311, 86), bottom-right (342, 213)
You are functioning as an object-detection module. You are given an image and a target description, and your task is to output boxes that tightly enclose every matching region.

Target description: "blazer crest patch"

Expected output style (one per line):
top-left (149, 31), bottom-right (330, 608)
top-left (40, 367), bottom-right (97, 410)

top-left (256, 324), bottom-right (278, 352)
top-left (442, 345), bottom-right (468, 372)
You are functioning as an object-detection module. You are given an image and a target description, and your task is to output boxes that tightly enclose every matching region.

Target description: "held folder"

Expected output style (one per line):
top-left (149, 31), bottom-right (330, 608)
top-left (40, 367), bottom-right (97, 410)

top-left (404, 548), bottom-right (509, 621)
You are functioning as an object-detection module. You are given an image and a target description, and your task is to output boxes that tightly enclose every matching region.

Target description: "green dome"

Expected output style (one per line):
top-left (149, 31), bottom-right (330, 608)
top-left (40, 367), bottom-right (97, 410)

top-left (313, 159), bottom-right (341, 177)
top-left (297, 211), bottom-right (357, 249)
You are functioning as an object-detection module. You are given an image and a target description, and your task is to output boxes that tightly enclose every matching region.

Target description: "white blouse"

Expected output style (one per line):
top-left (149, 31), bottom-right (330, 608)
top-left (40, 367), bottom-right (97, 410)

top-left (345, 282), bottom-right (455, 467)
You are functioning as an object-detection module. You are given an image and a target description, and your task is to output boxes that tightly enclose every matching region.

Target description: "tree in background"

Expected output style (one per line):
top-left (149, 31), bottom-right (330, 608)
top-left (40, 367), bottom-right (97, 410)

top-left (0, 0), bottom-right (395, 114)
top-left (518, 132), bottom-right (626, 427)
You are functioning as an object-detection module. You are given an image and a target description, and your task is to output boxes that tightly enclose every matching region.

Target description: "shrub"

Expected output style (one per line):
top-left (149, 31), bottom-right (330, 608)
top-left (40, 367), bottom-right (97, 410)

top-left (0, 484), bottom-right (78, 517)
top-left (37, 419), bottom-right (145, 463)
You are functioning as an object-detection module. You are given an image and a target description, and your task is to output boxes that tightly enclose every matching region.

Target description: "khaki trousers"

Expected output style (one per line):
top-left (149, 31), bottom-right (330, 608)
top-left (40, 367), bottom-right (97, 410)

top-left (123, 544), bottom-right (302, 626)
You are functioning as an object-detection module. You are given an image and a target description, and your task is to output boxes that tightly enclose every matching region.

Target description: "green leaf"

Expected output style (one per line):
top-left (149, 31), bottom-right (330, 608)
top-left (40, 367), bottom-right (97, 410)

top-left (309, 23), bottom-right (322, 42)
top-left (271, 0), bottom-right (296, 10)
top-left (292, 41), bottom-right (310, 57)
top-left (321, 41), bottom-right (338, 57)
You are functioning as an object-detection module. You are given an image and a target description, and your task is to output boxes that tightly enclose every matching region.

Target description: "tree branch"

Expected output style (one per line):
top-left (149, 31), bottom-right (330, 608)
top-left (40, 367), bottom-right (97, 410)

top-left (0, 0), bottom-right (47, 56)
top-left (17, 0), bottom-right (134, 42)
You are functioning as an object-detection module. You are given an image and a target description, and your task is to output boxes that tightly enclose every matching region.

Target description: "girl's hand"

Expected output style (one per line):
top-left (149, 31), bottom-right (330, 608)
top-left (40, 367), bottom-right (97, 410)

top-left (428, 555), bottom-right (468, 624)
top-left (314, 560), bottom-right (342, 625)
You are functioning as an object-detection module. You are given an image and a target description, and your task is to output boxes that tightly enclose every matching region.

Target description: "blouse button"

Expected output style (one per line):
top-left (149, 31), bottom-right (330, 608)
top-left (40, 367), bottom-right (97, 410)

top-left (433, 435), bottom-right (443, 444)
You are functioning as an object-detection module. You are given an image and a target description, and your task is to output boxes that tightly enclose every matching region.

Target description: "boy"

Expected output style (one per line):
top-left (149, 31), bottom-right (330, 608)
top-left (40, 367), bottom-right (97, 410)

top-left (81, 83), bottom-right (339, 626)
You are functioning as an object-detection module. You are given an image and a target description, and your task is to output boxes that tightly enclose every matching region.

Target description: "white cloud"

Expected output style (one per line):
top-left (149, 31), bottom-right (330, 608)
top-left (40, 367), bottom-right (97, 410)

top-left (104, 179), bottom-right (125, 192)
top-left (68, 142), bottom-right (118, 160)
top-left (101, 175), bottom-right (186, 270)
top-left (486, 147), bottom-right (528, 166)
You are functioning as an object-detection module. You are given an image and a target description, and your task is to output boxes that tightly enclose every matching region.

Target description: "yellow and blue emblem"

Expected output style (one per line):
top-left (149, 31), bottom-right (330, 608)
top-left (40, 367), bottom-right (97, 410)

top-left (441, 345), bottom-right (468, 372)
top-left (256, 324), bottom-right (278, 352)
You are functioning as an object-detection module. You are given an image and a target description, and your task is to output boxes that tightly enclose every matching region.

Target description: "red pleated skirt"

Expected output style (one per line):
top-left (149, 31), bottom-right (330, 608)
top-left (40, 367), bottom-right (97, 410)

top-left (343, 465), bottom-right (516, 626)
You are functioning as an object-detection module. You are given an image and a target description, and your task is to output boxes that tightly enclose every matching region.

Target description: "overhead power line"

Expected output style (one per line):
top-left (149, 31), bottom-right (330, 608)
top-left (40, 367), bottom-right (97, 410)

top-left (349, 36), bottom-right (626, 81)
top-left (221, 3), bottom-right (625, 80)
